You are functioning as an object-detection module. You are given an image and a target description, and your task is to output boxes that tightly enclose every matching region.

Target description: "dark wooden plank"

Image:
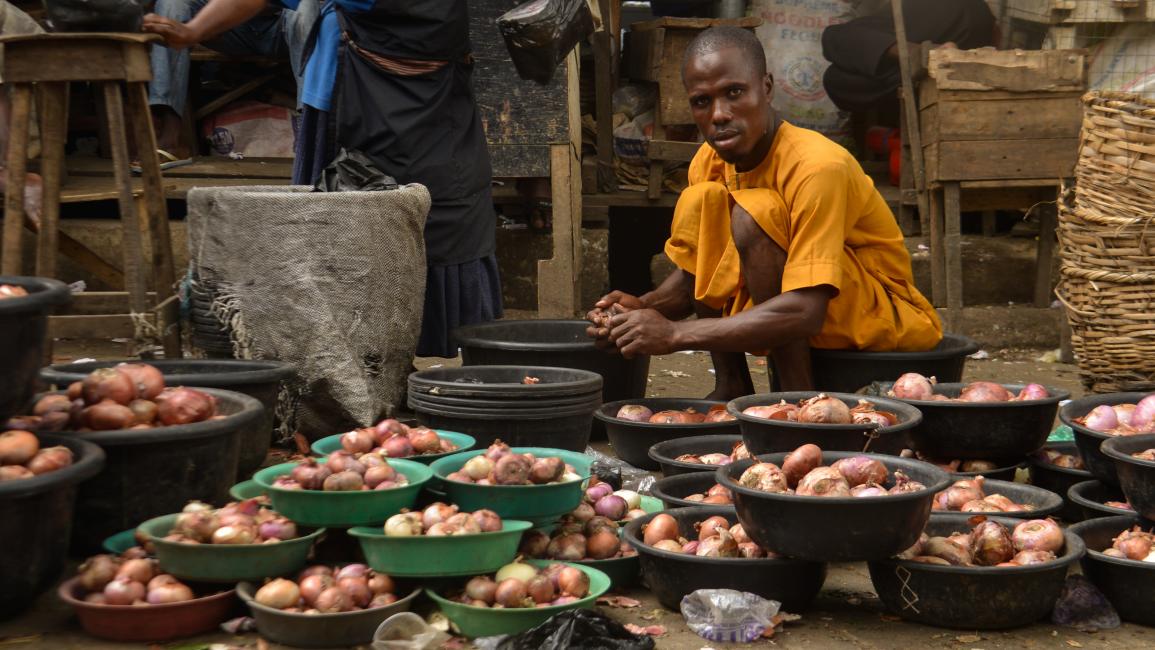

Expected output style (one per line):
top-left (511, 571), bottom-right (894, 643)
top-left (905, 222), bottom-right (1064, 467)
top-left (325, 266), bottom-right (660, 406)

top-left (3, 40), bottom-right (151, 82)
top-left (647, 139), bottom-right (700, 161)
top-left (194, 73), bottom-right (278, 120)
top-left (489, 144), bottom-right (551, 178)
top-left (59, 232), bottom-right (124, 289)
top-left (944, 182), bottom-right (963, 331)
top-left (929, 187), bottom-right (946, 307)
top-left (68, 156), bottom-right (294, 180)
top-left (582, 192), bottom-right (680, 208)
top-left (629, 16), bottom-right (762, 31)
top-left (1034, 203), bottom-right (1058, 307)
top-left (925, 139), bottom-right (1078, 182)
top-left (36, 82), bottom-right (69, 278)
top-left (921, 96), bottom-right (1081, 142)
top-left (2, 84), bottom-right (32, 274)
top-left (68, 292), bottom-right (158, 315)
top-left (100, 82), bottom-right (149, 316)
top-left (49, 314), bottom-right (138, 340)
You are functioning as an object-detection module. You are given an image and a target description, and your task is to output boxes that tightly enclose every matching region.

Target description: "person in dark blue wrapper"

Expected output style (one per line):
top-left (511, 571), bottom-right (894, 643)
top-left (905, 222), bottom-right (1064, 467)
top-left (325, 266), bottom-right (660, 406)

top-left (144, 0), bottom-right (503, 358)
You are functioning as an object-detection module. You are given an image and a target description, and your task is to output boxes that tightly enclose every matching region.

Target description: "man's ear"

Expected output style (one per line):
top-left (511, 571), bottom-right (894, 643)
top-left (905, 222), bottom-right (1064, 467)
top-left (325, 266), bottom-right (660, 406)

top-left (764, 73), bottom-right (774, 100)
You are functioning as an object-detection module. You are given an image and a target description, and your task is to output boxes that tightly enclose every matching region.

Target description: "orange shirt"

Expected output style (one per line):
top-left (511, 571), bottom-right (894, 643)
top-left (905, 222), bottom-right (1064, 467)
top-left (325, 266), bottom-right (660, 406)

top-left (665, 121), bottom-right (942, 351)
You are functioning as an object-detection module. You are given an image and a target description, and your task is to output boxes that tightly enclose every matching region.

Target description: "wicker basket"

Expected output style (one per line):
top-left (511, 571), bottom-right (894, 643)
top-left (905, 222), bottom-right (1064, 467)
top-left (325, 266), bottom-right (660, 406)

top-left (1076, 91), bottom-right (1155, 219)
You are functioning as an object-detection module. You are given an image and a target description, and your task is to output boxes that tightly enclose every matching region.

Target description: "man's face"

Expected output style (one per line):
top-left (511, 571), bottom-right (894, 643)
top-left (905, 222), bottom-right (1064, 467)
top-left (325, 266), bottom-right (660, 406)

top-left (683, 46), bottom-right (773, 166)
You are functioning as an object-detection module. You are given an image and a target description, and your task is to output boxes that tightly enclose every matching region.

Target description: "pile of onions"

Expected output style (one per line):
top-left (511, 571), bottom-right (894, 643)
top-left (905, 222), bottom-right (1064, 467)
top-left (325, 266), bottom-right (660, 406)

top-left (8, 364), bottom-right (217, 433)
top-left (519, 515), bottom-right (636, 561)
top-left (254, 564), bottom-right (398, 613)
top-left (642, 513), bottom-right (775, 559)
top-left (444, 441), bottom-right (581, 486)
top-left (273, 452), bottom-right (410, 492)
top-left (1032, 448), bottom-right (1085, 470)
top-left (338, 419), bottom-right (458, 458)
top-left (382, 503), bottom-right (502, 536)
top-left (738, 444), bottom-right (925, 497)
top-left (888, 373), bottom-right (1049, 403)
top-left (742, 395), bottom-right (898, 427)
top-left (615, 403), bottom-right (735, 424)
top-left (901, 450), bottom-right (1006, 474)
top-left (74, 554), bottom-right (197, 606)
top-left (451, 562), bottom-right (590, 609)
top-left (675, 440), bottom-right (751, 467)
top-left (574, 479), bottom-right (647, 522)
top-left (164, 499), bottom-right (298, 544)
top-left (899, 516), bottom-right (1063, 567)
top-left (0, 430), bottom-right (73, 481)
top-left (0, 284), bottom-right (29, 298)
top-left (931, 476), bottom-right (1033, 513)
top-left (1102, 526), bottom-right (1155, 562)
top-left (683, 482), bottom-right (734, 505)
top-left (1075, 395), bottom-right (1155, 436)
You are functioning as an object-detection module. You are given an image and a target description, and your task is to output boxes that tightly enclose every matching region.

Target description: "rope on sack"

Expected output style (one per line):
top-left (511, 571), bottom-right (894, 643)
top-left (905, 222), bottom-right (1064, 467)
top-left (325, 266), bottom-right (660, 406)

top-left (896, 565), bottom-right (920, 614)
top-left (129, 310), bottom-right (160, 357)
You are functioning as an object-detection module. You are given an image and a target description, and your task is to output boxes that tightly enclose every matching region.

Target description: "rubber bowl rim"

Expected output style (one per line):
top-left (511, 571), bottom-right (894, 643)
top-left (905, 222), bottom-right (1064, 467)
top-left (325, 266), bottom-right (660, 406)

top-left (883, 382), bottom-right (1070, 408)
top-left (237, 581), bottom-right (421, 619)
top-left (1067, 479), bottom-right (1136, 517)
top-left (726, 392), bottom-right (922, 432)
top-left (423, 560), bottom-right (609, 615)
top-left (57, 576), bottom-right (235, 610)
top-left (40, 358), bottom-right (295, 388)
top-left (925, 478), bottom-right (1063, 518)
top-left (0, 433), bottom-right (105, 499)
top-left (594, 397), bottom-right (739, 429)
top-left (622, 505), bottom-right (816, 567)
top-left (647, 434), bottom-right (744, 473)
top-left (1069, 513), bottom-right (1150, 569)
top-left (252, 458), bottom-right (434, 495)
top-left (453, 319), bottom-right (603, 352)
top-left (1026, 443), bottom-right (1092, 479)
top-left (1100, 433), bottom-right (1155, 469)
top-left (428, 447), bottom-right (591, 489)
top-left (136, 512), bottom-right (327, 551)
top-left (309, 429), bottom-right (477, 461)
top-left (347, 519), bottom-right (534, 542)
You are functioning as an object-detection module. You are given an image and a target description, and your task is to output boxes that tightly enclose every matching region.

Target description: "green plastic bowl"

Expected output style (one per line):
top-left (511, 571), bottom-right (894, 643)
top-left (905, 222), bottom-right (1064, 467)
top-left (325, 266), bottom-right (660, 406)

top-left (426, 560), bottom-right (610, 638)
top-left (136, 513), bottom-right (326, 582)
top-left (638, 495), bottom-right (663, 514)
top-left (429, 448), bottom-right (591, 525)
top-left (349, 520), bottom-right (533, 577)
top-left (230, 479), bottom-right (265, 501)
top-left (311, 430), bottom-right (476, 464)
top-left (252, 459), bottom-right (433, 527)
top-left (102, 529), bottom-right (138, 555)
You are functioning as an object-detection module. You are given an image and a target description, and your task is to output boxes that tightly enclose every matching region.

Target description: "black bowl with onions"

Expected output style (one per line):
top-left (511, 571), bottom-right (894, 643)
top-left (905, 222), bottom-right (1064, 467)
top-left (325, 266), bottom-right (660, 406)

top-left (1027, 442), bottom-right (1091, 522)
top-left (727, 392), bottom-right (921, 456)
top-left (622, 506), bottom-right (827, 612)
top-left (868, 516), bottom-right (1084, 629)
top-left (1101, 433), bottom-right (1155, 521)
top-left (1059, 392), bottom-right (1149, 487)
top-left (947, 459), bottom-right (1021, 482)
top-left (648, 434), bottom-right (744, 476)
top-left (650, 472), bottom-right (734, 511)
top-left (1069, 514), bottom-right (1155, 627)
top-left (884, 382), bottom-right (1068, 460)
top-left (595, 398), bottom-right (738, 470)
top-left (717, 452), bottom-right (951, 562)
top-left (928, 479), bottom-right (1062, 521)
top-left (803, 333), bottom-right (979, 394)
top-left (1068, 480), bottom-right (1135, 520)
top-left (0, 276), bottom-right (70, 422)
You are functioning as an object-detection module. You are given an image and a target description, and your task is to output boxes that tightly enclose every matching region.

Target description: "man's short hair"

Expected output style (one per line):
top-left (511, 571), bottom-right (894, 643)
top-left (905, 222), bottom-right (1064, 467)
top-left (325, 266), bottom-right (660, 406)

top-left (682, 26), bottom-right (767, 79)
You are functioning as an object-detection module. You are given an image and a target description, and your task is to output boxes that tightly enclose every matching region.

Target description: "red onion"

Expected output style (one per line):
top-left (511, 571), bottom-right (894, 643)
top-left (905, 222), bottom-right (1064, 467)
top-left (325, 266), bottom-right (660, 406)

top-left (326, 451), bottom-right (365, 475)
top-left (1015, 384), bottom-right (1050, 401)
top-left (1133, 395), bottom-right (1155, 430)
top-left (796, 467), bottom-right (851, 497)
top-left (831, 456), bottom-right (889, 487)
top-left (1115, 404), bottom-right (1137, 427)
top-left (465, 576), bottom-right (497, 604)
top-left (557, 566), bottom-right (590, 597)
top-left (494, 454), bottom-right (531, 485)
top-left (299, 574), bottom-right (335, 607)
top-left (256, 578), bottom-right (300, 609)
top-left (797, 394), bottom-right (852, 424)
top-left (1012, 518), bottom-right (1063, 554)
top-left (290, 459), bottom-right (331, 490)
top-left (155, 387), bottom-right (216, 425)
top-left (495, 578), bottom-right (529, 607)
top-left (258, 518), bottom-right (297, 541)
top-left (527, 575), bottom-right (556, 604)
top-left (323, 471), bottom-right (364, 491)
top-left (82, 368), bottom-right (137, 406)
top-left (738, 462), bottom-right (789, 493)
top-left (26, 446), bottom-right (73, 474)
top-left (0, 430), bottom-right (39, 465)
top-left (971, 520), bottom-right (1015, 566)
top-left (696, 529), bottom-right (739, 557)
top-left (890, 372), bottom-right (935, 400)
top-left (147, 581), bottom-right (194, 604)
top-left (422, 502), bottom-right (459, 530)
top-left (363, 464), bottom-right (398, 489)
top-left (529, 457), bottom-right (564, 484)
top-left (615, 404), bottom-right (653, 422)
top-left (850, 483), bottom-right (888, 497)
top-left (472, 509), bottom-right (502, 532)
top-left (115, 363), bottom-right (166, 400)
top-left (1082, 405), bottom-right (1118, 432)
top-left (594, 494), bottom-right (628, 520)
top-left (315, 586), bottom-right (352, 613)
top-left (696, 515), bottom-right (730, 541)
top-left (103, 576), bottom-right (145, 605)
top-left (853, 411), bottom-right (893, 426)
top-left (547, 533), bottom-right (587, 561)
top-left (484, 440), bottom-right (512, 461)
top-left (406, 427), bottom-right (440, 454)
top-left (643, 514), bottom-right (679, 546)
top-left (1012, 550), bottom-right (1056, 565)
top-left (959, 381), bottom-right (1013, 403)
top-left (742, 401), bottom-right (798, 421)
top-left (341, 429), bottom-right (376, 454)
top-left (585, 483), bottom-right (613, 502)
top-left (382, 434), bottom-right (415, 458)
top-left (373, 418), bottom-right (408, 444)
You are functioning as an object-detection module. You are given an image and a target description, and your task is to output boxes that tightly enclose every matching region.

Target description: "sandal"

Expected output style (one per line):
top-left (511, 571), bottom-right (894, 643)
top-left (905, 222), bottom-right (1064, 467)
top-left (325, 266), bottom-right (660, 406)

top-left (130, 149), bottom-right (194, 174)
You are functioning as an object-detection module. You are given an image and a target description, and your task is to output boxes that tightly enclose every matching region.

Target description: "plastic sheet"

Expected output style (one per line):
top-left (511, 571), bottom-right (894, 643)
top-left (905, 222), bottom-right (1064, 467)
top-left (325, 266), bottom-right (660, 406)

top-left (42, 0), bottom-right (147, 32)
top-left (315, 149), bottom-right (399, 192)
top-left (585, 447), bottom-right (655, 492)
top-left (1051, 575), bottom-right (1121, 632)
top-left (498, 0), bottom-right (595, 85)
top-left (680, 589), bottom-right (781, 643)
top-left (476, 609), bottom-right (654, 650)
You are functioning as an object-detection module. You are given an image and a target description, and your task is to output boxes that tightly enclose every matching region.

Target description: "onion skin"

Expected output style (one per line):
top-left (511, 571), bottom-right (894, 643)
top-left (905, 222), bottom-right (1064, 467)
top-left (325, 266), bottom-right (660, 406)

top-left (256, 578), bottom-right (300, 609)
top-left (797, 394), bottom-right (852, 424)
top-left (1111, 527), bottom-right (1153, 560)
top-left (494, 454), bottom-right (532, 485)
top-left (529, 457), bottom-right (564, 484)
top-left (495, 579), bottom-right (529, 608)
top-left (115, 363), bottom-right (166, 400)
top-left (314, 587), bottom-right (352, 613)
top-left (796, 467), bottom-right (851, 497)
top-left (696, 516), bottom-right (730, 541)
top-left (615, 404), bottom-right (653, 422)
top-left (742, 401), bottom-right (798, 421)
top-left (643, 514), bottom-right (680, 546)
top-left (1012, 518), bottom-right (1064, 554)
top-left (649, 410), bottom-right (692, 424)
top-left (958, 381), bottom-right (1013, 403)
top-left (155, 387), bottom-right (216, 425)
top-left (0, 430), bottom-right (39, 465)
top-left (781, 444), bottom-right (822, 488)
top-left (971, 521), bottom-right (1015, 566)
top-left (1011, 550), bottom-right (1056, 565)
top-left (830, 456), bottom-right (889, 487)
top-left (26, 446), bottom-right (73, 475)
top-left (652, 539), bottom-right (683, 552)
top-left (79, 555), bottom-right (121, 592)
top-left (738, 462), bottom-right (790, 493)
top-left (922, 536), bottom-right (973, 566)
top-left (889, 373), bottom-right (935, 400)
top-left (82, 368), bottom-right (137, 406)
top-left (546, 533), bottom-right (586, 561)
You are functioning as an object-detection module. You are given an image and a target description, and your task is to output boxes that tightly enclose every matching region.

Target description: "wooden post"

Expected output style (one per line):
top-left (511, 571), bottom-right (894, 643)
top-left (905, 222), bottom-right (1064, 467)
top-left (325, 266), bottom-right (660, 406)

top-left (1034, 202), bottom-right (1058, 308)
top-left (944, 182), bottom-right (963, 331)
top-left (100, 82), bottom-right (149, 319)
top-left (1, 84), bottom-right (32, 275)
top-left (929, 186), bottom-right (946, 306)
top-left (36, 82), bottom-right (69, 278)
top-left (537, 51), bottom-right (583, 317)
top-left (890, 0), bottom-right (933, 252)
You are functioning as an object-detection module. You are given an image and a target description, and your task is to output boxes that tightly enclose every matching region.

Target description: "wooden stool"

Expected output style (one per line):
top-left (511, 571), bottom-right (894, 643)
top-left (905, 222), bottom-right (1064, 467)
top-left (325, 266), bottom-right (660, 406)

top-left (0, 33), bottom-right (180, 357)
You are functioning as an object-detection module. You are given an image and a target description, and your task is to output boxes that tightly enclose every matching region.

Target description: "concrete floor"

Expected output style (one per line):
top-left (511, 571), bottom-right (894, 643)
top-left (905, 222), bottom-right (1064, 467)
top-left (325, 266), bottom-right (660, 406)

top-left (2, 344), bottom-right (1151, 649)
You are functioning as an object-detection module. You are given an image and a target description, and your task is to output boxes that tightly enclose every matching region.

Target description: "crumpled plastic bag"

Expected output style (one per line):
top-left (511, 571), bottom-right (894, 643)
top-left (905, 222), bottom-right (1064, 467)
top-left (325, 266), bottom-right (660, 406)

top-left (498, 0), bottom-right (595, 85)
top-left (586, 447), bottom-right (655, 492)
top-left (315, 149), bottom-right (399, 192)
top-left (373, 612), bottom-right (450, 650)
top-left (680, 589), bottom-right (781, 643)
top-left (475, 609), bottom-right (654, 650)
top-left (43, 0), bottom-right (147, 32)
top-left (1051, 575), bottom-right (1121, 632)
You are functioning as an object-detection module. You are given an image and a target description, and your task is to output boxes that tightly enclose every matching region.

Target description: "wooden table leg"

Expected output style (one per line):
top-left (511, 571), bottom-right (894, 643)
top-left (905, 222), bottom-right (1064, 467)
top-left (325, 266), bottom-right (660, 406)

top-left (1, 84), bottom-right (32, 275)
top-left (1033, 202), bottom-right (1058, 308)
top-left (538, 143), bottom-right (581, 317)
top-left (944, 182), bottom-right (963, 332)
top-left (928, 185), bottom-right (946, 308)
top-left (35, 82), bottom-right (69, 278)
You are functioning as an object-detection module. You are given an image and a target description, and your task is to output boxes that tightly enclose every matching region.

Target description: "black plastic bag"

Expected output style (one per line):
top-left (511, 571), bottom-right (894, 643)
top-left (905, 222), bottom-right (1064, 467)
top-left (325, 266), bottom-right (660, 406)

top-left (495, 609), bottom-right (654, 650)
top-left (314, 149), bottom-right (398, 192)
top-left (498, 0), bottom-right (594, 85)
top-left (43, 0), bottom-right (148, 32)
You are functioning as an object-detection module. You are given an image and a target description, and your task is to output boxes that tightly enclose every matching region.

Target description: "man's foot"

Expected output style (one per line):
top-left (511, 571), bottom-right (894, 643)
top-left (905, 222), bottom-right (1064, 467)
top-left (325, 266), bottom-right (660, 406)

top-left (705, 383), bottom-right (753, 402)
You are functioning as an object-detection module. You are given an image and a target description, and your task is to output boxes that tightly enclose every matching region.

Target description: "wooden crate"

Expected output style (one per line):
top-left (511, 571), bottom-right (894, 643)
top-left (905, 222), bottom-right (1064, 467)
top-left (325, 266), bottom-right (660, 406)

top-left (919, 48), bottom-right (1085, 183)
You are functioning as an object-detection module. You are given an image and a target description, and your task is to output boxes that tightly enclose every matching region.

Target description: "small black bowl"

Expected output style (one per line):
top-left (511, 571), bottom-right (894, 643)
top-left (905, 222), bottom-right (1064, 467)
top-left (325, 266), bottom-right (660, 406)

top-left (727, 392), bottom-right (921, 456)
top-left (948, 459), bottom-right (1022, 482)
top-left (1027, 442), bottom-right (1091, 522)
top-left (806, 333), bottom-right (979, 393)
top-left (622, 506), bottom-right (827, 612)
top-left (868, 516), bottom-right (1084, 629)
top-left (928, 479), bottom-right (1062, 521)
top-left (1068, 480), bottom-right (1135, 520)
top-left (596, 398), bottom-right (738, 470)
top-left (1101, 433), bottom-right (1155, 521)
top-left (649, 472), bottom-right (733, 511)
top-left (717, 452), bottom-right (951, 562)
top-left (1069, 514), bottom-right (1155, 627)
top-left (1060, 392), bottom-right (1148, 487)
top-left (648, 434), bottom-right (743, 476)
top-left (886, 383), bottom-right (1069, 460)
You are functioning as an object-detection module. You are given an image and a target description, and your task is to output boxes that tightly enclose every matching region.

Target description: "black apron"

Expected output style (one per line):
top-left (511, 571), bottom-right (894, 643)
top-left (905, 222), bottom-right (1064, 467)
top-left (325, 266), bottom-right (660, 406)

top-left (334, 1), bottom-right (495, 267)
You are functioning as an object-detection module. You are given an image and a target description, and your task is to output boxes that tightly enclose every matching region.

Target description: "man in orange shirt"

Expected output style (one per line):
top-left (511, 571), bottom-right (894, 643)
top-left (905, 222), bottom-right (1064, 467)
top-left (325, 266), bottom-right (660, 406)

top-left (588, 26), bottom-right (941, 398)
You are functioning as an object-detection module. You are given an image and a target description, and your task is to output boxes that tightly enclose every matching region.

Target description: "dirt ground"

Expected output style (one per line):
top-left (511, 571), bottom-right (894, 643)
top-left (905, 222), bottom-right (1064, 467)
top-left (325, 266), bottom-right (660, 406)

top-left (3, 342), bottom-right (1151, 649)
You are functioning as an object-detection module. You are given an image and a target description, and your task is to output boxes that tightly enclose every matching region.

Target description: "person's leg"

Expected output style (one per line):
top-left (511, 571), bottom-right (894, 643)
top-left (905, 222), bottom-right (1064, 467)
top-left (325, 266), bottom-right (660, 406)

top-left (697, 299), bottom-right (755, 401)
top-left (149, 0), bottom-right (209, 156)
top-left (279, 0), bottom-right (319, 108)
top-left (730, 203), bottom-right (814, 391)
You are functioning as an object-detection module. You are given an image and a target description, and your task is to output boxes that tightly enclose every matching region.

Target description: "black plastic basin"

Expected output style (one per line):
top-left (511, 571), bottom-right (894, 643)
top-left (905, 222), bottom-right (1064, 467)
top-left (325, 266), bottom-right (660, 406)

top-left (55, 387), bottom-right (263, 553)
top-left (886, 383), bottom-right (1068, 460)
top-left (718, 453), bottom-right (951, 562)
top-left (649, 472), bottom-right (733, 511)
top-left (596, 398), bottom-right (738, 470)
top-left (0, 276), bottom-right (70, 422)
top-left (0, 434), bottom-right (104, 619)
top-left (1101, 433), bottom-right (1155, 521)
top-left (1059, 392), bottom-right (1148, 487)
top-left (928, 479), bottom-right (1062, 521)
top-left (1068, 480), bottom-right (1135, 520)
top-left (795, 333), bottom-right (978, 393)
top-left (409, 365), bottom-right (603, 399)
top-left (1027, 442), bottom-right (1091, 522)
top-left (727, 392), bottom-right (921, 456)
top-left (40, 359), bottom-right (294, 480)
top-left (1069, 514), bottom-right (1155, 627)
top-left (948, 460), bottom-right (1021, 482)
top-left (622, 506), bottom-right (827, 612)
top-left (648, 434), bottom-right (744, 476)
top-left (868, 516), bottom-right (1084, 629)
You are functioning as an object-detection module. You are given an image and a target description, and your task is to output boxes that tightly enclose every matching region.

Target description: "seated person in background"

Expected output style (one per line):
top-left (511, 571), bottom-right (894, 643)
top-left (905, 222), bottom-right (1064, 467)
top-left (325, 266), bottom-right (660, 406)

top-left (588, 27), bottom-right (941, 399)
top-left (821, 0), bottom-right (996, 114)
top-left (143, 0), bottom-right (317, 167)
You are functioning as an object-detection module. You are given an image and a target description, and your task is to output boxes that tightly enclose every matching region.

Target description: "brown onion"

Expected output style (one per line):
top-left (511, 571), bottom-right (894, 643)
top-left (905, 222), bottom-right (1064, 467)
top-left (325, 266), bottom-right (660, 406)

top-left (323, 470), bottom-right (364, 491)
top-left (959, 381), bottom-right (1013, 403)
top-left (465, 576), bottom-right (497, 604)
top-left (373, 418), bottom-right (409, 444)
top-left (1011, 549), bottom-right (1056, 565)
top-left (696, 516), bottom-right (730, 541)
top-left (0, 465), bottom-right (33, 481)
top-left (147, 581), bottom-right (194, 604)
top-left (796, 467), bottom-right (851, 497)
top-left (82, 368), bottom-right (136, 406)
top-left (85, 400), bottom-right (136, 431)
top-left (1011, 518), bottom-right (1063, 554)
top-left (127, 399), bottom-right (159, 426)
top-left (409, 427), bottom-right (442, 454)
top-left (797, 394), bottom-right (852, 424)
top-left (495, 578), bottom-right (529, 607)
top-left (79, 554), bottom-right (121, 592)
top-left (830, 455), bottom-right (888, 487)
top-left (155, 387), bottom-right (216, 425)
top-left (256, 578), bottom-right (300, 609)
top-left (299, 574), bottom-right (335, 606)
top-left (781, 444), bottom-right (822, 488)
top-left (547, 533), bottom-right (586, 561)
top-left (337, 576), bottom-right (372, 607)
top-left (519, 529), bottom-right (550, 558)
top-left (290, 459), bottom-right (331, 490)
top-left (341, 429), bottom-right (376, 454)
top-left (367, 572), bottom-right (394, 595)
top-left (739, 462), bottom-right (790, 493)
top-left (652, 539), bottom-right (683, 552)
top-left (971, 520), bottom-right (1015, 566)
top-left (557, 566), bottom-right (590, 597)
top-left (923, 536), bottom-right (973, 566)
top-left (115, 558), bottom-right (156, 584)
top-left (472, 509), bottom-right (502, 533)
top-left (586, 529), bottom-right (621, 559)
top-left (742, 401), bottom-right (798, 421)
top-left (115, 363), bottom-right (166, 400)
top-left (529, 456), bottom-right (564, 484)
top-left (422, 502), bottom-right (459, 529)
top-left (103, 576), bottom-right (145, 605)
top-left (0, 430), bottom-right (39, 465)
top-left (25, 445), bottom-right (73, 475)
top-left (696, 529), bottom-right (739, 557)
top-left (34, 394), bottom-right (72, 416)
top-left (527, 574), bottom-right (556, 604)
top-left (314, 586), bottom-right (352, 613)
top-left (643, 514), bottom-right (679, 546)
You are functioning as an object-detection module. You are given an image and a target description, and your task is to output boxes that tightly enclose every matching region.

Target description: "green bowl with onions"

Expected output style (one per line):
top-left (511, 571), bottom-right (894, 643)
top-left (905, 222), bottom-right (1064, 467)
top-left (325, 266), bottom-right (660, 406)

top-left (252, 458), bottom-right (432, 527)
top-left (349, 520), bottom-right (533, 577)
top-left (310, 429), bottom-right (476, 465)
